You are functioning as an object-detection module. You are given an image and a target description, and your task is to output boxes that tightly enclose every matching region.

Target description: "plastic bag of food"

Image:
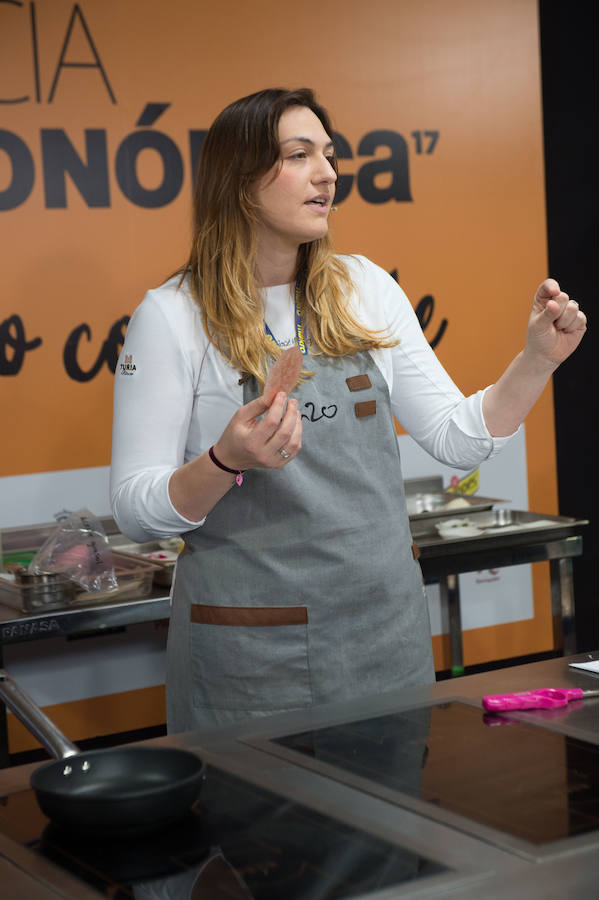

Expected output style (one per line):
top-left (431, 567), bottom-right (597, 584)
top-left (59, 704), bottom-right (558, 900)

top-left (28, 509), bottom-right (118, 593)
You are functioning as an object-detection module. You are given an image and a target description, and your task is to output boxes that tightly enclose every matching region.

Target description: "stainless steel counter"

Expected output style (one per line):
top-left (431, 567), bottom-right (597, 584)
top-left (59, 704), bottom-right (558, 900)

top-left (0, 589), bottom-right (171, 767)
top-left (0, 589), bottom-right (171, 645)
top-left (2, 654), bottom-right (599, 898)
top-left (415, 510), bottom-right (588, 674)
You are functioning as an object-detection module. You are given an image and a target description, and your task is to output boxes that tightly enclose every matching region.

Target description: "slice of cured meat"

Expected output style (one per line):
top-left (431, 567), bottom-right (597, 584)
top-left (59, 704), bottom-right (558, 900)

top-left (262, 345), bottom-right (303, 406)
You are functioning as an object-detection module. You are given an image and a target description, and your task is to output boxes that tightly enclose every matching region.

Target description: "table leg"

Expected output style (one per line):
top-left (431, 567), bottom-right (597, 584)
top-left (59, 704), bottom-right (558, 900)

top-left (550, 557), bottom-right (576, 656)
top-left (0, 646), bottom-right (9, 768)
top-left (439, 574), bottom-right (464, 677)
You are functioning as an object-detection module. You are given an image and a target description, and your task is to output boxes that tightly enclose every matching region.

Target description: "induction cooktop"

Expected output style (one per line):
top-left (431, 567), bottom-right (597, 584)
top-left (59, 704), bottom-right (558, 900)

top-left (0, 765), bottom-right (453, 899)
top-left (246, 700), bottom-right (599, 860)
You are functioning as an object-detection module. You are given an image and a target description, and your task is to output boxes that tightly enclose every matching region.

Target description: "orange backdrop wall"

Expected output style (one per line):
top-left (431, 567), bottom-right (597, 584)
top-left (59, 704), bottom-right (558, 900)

top-left (2, 0), bottom-right (555, 676)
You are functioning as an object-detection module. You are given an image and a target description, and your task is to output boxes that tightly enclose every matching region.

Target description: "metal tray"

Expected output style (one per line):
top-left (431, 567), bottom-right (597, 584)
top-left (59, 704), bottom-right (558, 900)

top-left (407, 492), bottom-right (502, 523)
top-left (415, 510), bottom-right (589, 553)
top-left (0, 552), bottom-right (159, 613)
top-left (108, 538), bottom-right (180, 587)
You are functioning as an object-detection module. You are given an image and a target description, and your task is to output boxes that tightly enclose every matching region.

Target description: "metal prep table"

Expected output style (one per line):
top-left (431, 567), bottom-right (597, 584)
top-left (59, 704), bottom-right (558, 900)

top-left (414, 510), bottom-right (588, 674)
top-left (0, 515), bottom-right (172, 766)
top-left (0, 588), bottom-right (171, 768)
top-left (2, 653), bottom-right (599, 897)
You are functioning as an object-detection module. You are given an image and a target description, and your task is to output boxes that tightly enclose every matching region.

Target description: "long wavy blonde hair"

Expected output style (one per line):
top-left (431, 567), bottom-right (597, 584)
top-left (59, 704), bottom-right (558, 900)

top-left (181, 88), bottom-right (396, 388)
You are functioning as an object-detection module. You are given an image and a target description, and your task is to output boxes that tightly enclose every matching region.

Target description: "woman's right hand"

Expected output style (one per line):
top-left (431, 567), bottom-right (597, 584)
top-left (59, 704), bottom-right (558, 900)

top-left (212, 391), bottom-right (302, 471)
top-left (169, 391), bottom-right (302, 523)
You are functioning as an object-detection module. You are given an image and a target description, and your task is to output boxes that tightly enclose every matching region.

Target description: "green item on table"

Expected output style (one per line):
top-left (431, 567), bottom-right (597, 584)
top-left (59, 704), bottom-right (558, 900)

top-left (2, 550), bottom-right (36, 571)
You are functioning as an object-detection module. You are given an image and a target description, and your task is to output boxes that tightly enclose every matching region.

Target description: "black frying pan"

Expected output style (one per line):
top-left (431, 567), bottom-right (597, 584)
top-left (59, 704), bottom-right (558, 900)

top-left (0, 669), bottom-right (205, 835)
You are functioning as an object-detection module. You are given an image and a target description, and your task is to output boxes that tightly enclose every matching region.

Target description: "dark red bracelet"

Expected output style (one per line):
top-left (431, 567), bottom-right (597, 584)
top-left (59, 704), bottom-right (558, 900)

top-left (208, 446), bottom-right (245, 486)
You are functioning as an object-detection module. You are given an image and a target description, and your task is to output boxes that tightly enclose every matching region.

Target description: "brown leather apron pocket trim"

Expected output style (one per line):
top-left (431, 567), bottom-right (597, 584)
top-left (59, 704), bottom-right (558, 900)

top-left (354, 400), bottom-right (377, 418)
top-left (190, 604), bottom-right (308, 626)
top-left (346, 374), bottom-right (372, 392)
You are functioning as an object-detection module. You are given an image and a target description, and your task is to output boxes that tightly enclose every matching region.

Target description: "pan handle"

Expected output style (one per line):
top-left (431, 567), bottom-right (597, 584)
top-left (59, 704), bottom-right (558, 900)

top-left (0, 669), bottom-right (79, 760)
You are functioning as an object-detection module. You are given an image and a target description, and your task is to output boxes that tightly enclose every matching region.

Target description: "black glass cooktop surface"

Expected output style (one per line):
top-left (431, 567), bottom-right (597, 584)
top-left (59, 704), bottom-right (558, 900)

top-left (0, 766), bottom-right (448, 899)
top-left (268, 701), bottom-right (599, 846)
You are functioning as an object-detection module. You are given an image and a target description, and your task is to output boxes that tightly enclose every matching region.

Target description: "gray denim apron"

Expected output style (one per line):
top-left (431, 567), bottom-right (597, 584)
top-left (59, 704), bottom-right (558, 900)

top-left (166, 351), bottom-right (434, 733)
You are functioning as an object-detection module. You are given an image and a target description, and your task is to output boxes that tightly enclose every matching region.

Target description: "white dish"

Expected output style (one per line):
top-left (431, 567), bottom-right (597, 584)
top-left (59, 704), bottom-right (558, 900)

top-left (435, 518), bottom-right (484, 539)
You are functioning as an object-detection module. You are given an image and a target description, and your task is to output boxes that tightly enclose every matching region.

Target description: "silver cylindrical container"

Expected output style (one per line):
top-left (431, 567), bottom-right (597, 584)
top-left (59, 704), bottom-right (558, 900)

top-left (14, 569), bottom-right (76, 610)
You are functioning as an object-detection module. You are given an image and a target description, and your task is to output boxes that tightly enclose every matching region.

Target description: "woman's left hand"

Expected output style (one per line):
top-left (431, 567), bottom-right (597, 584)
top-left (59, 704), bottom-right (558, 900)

top-left (524, 279), bottom-right (587, 370)
top-left (482, 278), bottom-right (587, 437)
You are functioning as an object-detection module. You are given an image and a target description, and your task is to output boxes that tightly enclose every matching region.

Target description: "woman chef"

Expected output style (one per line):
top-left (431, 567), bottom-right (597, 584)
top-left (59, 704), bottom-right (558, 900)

top-left (110, 88), bottom-right (587, 733)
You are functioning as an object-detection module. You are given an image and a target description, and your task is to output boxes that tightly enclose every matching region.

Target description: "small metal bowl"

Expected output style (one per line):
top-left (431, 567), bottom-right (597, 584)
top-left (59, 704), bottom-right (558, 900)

top-left (492, 508), bottom-right (513, 527)
top-left (407, 493), bottom-right (445, 515)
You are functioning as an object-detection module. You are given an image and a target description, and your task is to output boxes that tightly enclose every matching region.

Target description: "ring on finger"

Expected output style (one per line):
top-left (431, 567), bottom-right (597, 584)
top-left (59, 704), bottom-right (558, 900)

top-left (278, 448), bottom-right (291, 460)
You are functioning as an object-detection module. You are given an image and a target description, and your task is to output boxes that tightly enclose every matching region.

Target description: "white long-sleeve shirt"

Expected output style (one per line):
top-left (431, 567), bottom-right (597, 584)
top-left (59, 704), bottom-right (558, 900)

top-left (111, 255), bottom-right (514, 542)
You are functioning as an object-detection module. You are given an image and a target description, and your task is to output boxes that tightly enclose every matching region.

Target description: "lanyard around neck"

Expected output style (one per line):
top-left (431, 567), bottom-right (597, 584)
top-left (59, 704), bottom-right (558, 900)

top-left (264, 278), bottom-right (308, 356)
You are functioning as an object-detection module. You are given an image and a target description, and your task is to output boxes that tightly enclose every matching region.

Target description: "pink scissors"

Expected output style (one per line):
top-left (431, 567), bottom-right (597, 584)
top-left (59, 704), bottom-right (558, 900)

top-left (482, 687), bottom-right (599, 712)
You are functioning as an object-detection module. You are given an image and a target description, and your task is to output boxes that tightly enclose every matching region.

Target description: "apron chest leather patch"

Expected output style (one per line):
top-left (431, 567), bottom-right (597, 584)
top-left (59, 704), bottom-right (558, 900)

top-left (354, 400), bottom-right (377, 418)
top-left (346, 374), bottom-right (372, 392)
top-left (190, 604), bottom-right (308, 626)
